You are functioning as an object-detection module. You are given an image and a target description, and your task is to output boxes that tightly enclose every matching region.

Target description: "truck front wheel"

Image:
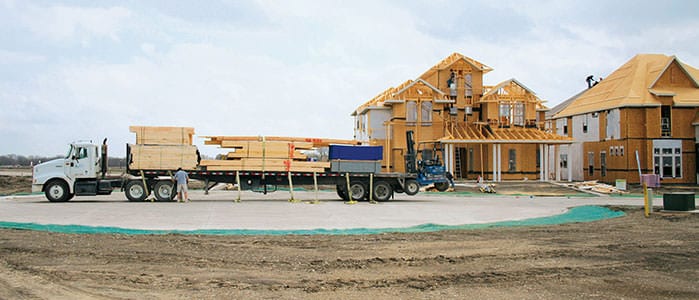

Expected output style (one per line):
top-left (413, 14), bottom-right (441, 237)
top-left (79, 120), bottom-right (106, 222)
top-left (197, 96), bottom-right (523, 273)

top-left (125, 180), bottom-right (149, 202)
top-left (153, 181), bottom-right (175, 202)
top-left (45, 180), bottom-right (72, 202)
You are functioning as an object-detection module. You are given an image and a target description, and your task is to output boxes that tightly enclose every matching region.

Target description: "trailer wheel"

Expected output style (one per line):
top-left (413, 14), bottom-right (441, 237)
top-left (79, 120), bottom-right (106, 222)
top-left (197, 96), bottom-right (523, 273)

top-left (125, 180), bottom-right (148, 202)
top-left (372, 181), bottom-right (393, 202)
top-left (153, 181), bottom-right (174, 202)
top-left (45, 179), bottom-right (72, 202)
top-left (404, 179), bottom-right (420, 196)
top-left (434, 181), bottom-right (450, 192)
top-left (336, 185), bottom-right (349, 200)
top-left (349, 182), bottom-right (367, 201)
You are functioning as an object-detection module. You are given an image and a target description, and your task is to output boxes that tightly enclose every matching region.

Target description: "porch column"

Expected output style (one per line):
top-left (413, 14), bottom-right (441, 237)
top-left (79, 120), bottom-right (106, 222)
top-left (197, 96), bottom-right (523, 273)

top-left (445, 144), bottom-right (452, 174)
top-left (492, 144), bottom-right (497, 181)
top-left (543, 145), bottom-right (549, 181)
top-left (539, 144), bottom-right (544, 181)
top-left (497, 144), bottom-right (502, 182)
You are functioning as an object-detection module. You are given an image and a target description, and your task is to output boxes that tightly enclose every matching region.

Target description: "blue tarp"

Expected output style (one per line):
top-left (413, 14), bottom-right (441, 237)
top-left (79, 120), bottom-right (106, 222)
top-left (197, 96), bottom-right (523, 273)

top-left (0, 206), bottom-right (624, 236)
top-left (329, 145), bottom-right (383, 160)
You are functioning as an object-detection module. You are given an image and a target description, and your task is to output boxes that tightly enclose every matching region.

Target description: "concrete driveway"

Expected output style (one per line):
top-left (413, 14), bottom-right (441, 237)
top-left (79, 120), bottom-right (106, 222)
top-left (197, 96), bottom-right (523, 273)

top-left (0, 190), bottom-right (656, 231)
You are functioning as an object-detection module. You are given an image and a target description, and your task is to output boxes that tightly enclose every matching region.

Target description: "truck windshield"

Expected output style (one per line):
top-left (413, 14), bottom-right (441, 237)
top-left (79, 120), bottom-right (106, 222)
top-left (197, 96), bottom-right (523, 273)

top-left (65, 145), bottom-right (74, 159)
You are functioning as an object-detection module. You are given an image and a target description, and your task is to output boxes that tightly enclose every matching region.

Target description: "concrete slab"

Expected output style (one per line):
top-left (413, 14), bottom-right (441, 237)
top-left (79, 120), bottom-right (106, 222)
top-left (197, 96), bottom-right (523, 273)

top-left (0, 190), bottom-right (654, 231)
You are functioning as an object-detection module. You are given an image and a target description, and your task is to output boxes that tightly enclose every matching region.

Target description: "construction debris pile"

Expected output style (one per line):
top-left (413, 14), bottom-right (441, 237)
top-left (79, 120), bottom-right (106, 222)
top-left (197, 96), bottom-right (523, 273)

top-left (200, 136), bottom-right (359, 172)
top-left (570, 180), bottom-right (627, 194)
top-left (128, 126), bottom-right (198, 170)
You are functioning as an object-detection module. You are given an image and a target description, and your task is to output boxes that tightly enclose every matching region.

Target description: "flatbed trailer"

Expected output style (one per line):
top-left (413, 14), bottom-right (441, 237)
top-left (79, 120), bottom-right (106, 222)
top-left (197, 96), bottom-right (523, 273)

top-left (124, 167), bottom-right (420, 202)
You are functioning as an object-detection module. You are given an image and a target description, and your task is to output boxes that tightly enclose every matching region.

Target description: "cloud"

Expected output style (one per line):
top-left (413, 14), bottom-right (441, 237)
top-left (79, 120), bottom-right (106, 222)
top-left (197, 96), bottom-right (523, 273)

top-left (2, 0), bottom-right (699, 157)
top-left (0, 49), bottom-right (45, 64)
top-left (18, 4), bottom-right (132, 42)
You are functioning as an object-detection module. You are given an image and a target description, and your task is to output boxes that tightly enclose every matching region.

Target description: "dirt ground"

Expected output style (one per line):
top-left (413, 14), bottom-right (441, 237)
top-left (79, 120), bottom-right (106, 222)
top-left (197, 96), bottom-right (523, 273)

top-left (0, 175), bottom-right (31, 196)
top-left (0, 207), bottom-right (697, 299)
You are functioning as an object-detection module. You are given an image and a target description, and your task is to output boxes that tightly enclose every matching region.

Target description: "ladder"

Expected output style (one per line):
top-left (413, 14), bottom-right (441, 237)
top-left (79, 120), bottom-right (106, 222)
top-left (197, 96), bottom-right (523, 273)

top-left (454, 147), bottom-right (462, 179)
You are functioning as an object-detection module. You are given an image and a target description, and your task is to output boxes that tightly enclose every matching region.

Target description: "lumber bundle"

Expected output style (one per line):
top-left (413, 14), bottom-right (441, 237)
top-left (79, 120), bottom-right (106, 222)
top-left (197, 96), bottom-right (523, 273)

top-left (200, 159), bottom-right (329, 172)
top-left (204, 135), bottom-right (360, 147)
top-left (223, 141), bottom-right (312, 160)
top-left (129, 144), bottom-right (199, 170)
top-left (128, 126), bottom-right (198, 170)
top-left (201, 136), bottom-right (334, 172)
top-left (130, 126), bottom-right (194, 145)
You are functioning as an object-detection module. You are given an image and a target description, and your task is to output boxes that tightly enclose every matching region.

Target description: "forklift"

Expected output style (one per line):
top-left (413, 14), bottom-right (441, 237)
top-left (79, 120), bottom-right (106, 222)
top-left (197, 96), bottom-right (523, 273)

top-left (405, 131), bottom-right (450, 192)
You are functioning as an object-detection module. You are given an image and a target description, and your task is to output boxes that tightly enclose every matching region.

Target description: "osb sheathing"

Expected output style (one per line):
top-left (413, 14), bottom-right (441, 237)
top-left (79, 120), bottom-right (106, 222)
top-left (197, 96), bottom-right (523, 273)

top-left (583, 139), bottom-right (696, 184)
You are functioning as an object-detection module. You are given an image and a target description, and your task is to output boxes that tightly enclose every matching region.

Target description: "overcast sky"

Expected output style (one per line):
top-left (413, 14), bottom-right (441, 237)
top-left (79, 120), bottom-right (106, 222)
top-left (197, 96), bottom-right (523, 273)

top-left (1, 0), bottom-right (698, 157)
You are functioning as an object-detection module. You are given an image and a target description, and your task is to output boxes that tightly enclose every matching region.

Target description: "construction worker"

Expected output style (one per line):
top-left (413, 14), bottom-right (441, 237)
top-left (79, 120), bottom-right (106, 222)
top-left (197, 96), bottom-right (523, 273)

top-left (173, 167), bottom-right (189, 202)
top-left (446, 171), bottom-right (455, 189)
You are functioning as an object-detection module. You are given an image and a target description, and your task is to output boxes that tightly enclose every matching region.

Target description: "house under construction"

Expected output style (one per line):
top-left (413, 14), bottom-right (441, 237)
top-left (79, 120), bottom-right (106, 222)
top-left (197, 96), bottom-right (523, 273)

top-left (352, 53), bottom-right (572, 181)
top-left (548, 54), bottom-right (699, 184)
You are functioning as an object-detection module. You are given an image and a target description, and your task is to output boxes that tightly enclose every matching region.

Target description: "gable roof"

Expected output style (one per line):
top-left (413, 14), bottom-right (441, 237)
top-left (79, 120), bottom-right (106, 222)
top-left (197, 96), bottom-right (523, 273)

top-left (554, 54), bottom-right (699, 118)
top-left (483, 78), bottom-right (537, 97)
top-left (394, 78), bottom-right (445, 96)
top-left (419, 52), bottom-right (493, 79)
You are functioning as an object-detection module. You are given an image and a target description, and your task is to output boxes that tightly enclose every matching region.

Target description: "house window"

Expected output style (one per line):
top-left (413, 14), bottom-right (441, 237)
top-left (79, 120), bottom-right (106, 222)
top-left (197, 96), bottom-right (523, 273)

top-left (514, 102), bottom-right (525, 126)
top-left (406, 101), bottom-right (417, 124)
top-left (600, 152), bottom-right (607, 177)
top-left (499, 102), bottom-right (511, 125)
top-left (421, 101), bottom-right (432, 124)
top-left (508, 149), bottom-right (516, 172)
top-left (588, 152), bottom-right (594, 176)
top-left (583, 115), bottom-right (589, 133)
top-left (563, 124), bottom-right (568, 135)
top-left (464, 74), bottom-right (473, 98)
top-left (560, 154), bottom-right (568, 168)
top-left (620, 146), bottom-right (624, 156)
top-left (654, 146), bottom-right (682, 178)
top-left (661, 106), bottom-right (671, 137)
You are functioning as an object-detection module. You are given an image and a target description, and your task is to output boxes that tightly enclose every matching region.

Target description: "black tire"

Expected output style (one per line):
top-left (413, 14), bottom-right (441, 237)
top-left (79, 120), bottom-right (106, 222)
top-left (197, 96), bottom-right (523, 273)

top-left (44, 179), bottom-right (72, 202)
top-left (336, 185), bottom-right (349, 200)
top-left (349, 181), bottom-right (367, 201)
top-left (125, 180), bottom-right (148, 202)
top-left (372, 181), bottom-right (393, 202)
top-left (153, 181), bottom-right (175, 202)
top-left (434, 181), bottom-right (450, 192)
top-left (404, 179), bottom-right (420, 196)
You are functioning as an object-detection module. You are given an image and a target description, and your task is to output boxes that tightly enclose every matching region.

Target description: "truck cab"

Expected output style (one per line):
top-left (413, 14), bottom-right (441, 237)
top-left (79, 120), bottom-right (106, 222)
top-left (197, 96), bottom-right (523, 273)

top-left (32, 141), bottom-right (116, 202)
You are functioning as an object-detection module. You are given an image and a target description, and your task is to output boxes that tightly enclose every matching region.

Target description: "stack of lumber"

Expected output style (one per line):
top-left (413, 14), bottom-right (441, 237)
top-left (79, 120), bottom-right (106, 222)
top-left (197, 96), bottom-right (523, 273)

top-left (128, 126), bottom-right (198, 170)
top-left (130, 126), bottom-right (194, 145)
top-left (203, 136), bottom-right (360, 147)
top-left (200, 136), bottom-right (356, 172)
top-left (129, 144), bottom-right (198, 170)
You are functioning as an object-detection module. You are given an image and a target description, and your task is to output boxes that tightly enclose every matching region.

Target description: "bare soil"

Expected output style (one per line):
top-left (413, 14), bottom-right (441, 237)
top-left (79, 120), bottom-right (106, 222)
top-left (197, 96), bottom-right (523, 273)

top-left (0, 208), bottom-right (697, 299)
top-left (0, 175), bottom-right (31, 196)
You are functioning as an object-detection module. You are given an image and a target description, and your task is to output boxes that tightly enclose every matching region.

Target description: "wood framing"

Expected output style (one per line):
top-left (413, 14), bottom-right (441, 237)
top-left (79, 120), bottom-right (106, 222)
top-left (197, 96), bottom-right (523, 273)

top-left (353, 53), bottom-right (572, 180)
